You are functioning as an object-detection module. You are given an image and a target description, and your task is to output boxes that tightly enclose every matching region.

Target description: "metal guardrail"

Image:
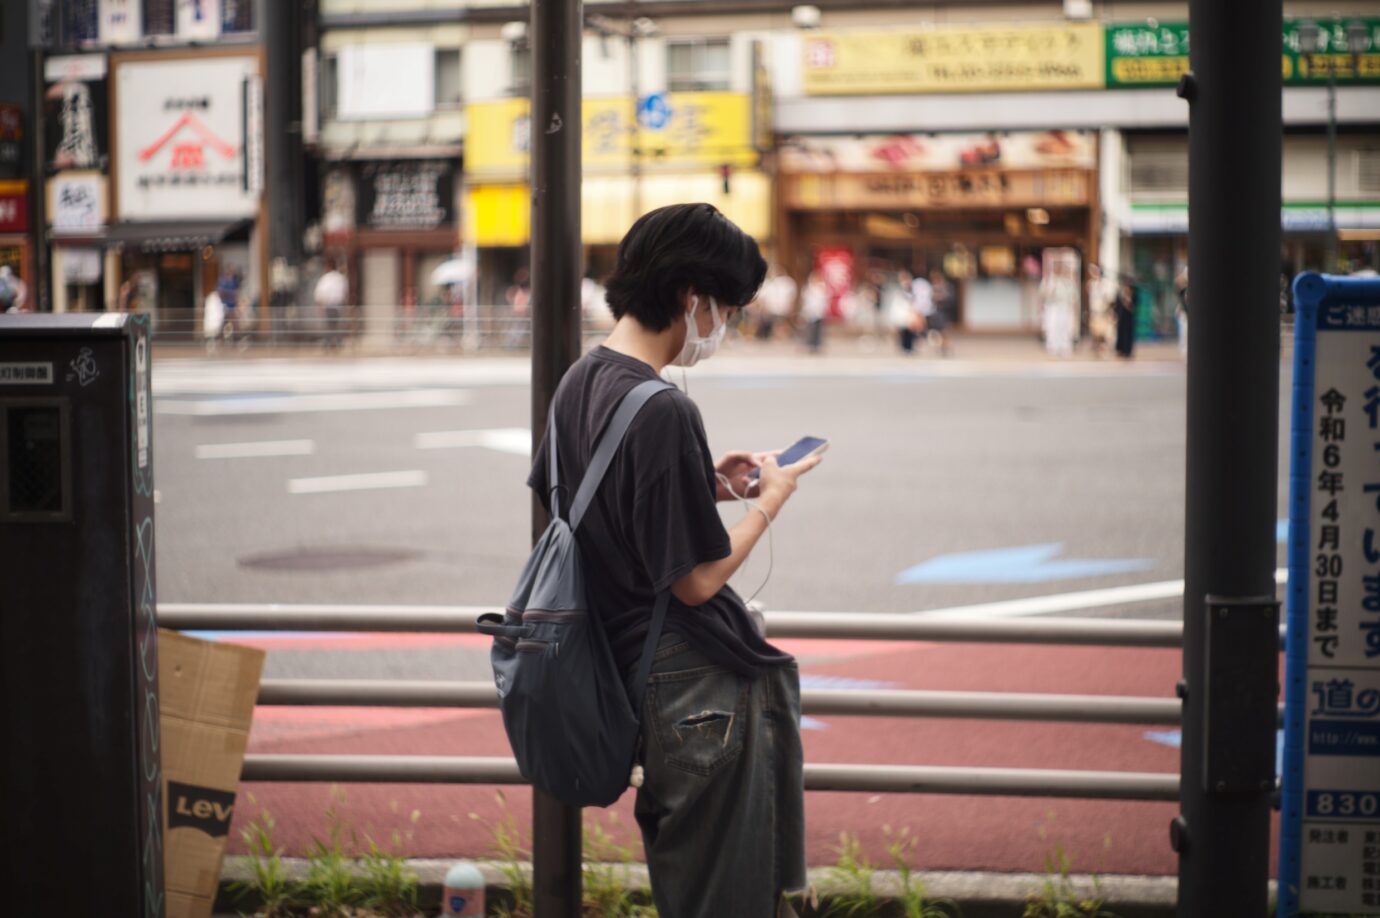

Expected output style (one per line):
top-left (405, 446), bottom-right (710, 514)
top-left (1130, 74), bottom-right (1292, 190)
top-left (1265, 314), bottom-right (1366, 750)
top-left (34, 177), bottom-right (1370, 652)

top-left (156, 603), bottom-right (1255, 803)
top-left (158, 603), bottom-right (1193, 646)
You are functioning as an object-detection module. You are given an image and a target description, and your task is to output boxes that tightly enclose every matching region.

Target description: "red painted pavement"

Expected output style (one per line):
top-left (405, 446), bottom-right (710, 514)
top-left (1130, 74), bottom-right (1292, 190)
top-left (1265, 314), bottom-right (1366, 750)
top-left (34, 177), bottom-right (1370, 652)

top-left (227, 637), bottom-right (1280, 875)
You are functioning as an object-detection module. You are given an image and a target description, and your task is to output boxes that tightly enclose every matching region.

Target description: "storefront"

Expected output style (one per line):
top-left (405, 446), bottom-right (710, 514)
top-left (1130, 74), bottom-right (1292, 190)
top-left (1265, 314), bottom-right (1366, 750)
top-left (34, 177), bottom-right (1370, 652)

top-left (1120, 132), bottom-right (1380, 328)
top-left (463, 92), bottom-right (770, 306)
top-left (1109, 18), bottom-right (1380, 327)
top-left (108, 50), bottom-right (264, 336)
top-left (778, 131), bottom-right (1099, 332)
top-left (320, 158), bottom-right (460, 343)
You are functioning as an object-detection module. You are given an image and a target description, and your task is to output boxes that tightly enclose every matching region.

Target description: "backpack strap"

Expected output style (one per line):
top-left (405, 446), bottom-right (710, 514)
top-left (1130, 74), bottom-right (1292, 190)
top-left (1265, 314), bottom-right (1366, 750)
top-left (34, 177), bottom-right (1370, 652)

top-left (629, 588), bottom-right (671, 715)
top-left (546, 403), bottom-right (561, 520)
top-left (568, 378), bottom-right (673, 532)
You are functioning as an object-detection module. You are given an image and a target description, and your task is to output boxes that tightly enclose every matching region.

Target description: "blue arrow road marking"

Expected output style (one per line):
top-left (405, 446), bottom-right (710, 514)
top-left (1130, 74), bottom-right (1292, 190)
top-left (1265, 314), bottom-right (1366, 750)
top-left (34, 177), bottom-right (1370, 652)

top-left (1144, 729), bottom-right (1285, 775)
top-left (895, 544), bottom-right (1153, 586)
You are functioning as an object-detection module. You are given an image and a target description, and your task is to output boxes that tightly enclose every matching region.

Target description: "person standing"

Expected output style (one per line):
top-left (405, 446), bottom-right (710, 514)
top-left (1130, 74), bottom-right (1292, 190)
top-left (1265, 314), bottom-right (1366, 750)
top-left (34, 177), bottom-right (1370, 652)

top-left (756, 268), bottom-right (797, 341)
top-left (1040, 259), bottom-right (1077, 358)
top-left (314, 259), bottom-right (349, 350)
top-left (1174, 266), bottom-right (1189, 358)
top-left (526, 203), bottom-right (818, 918)
top-left (202, 285), bottom-right (225, 353)
top-left (886, 271), bottom-right (918, 354)
top-left (1086, 264), bottom-right (1117, 358)
top-left (0, 266), bottom-right (29, 313)
top-left (910, 269), bottom-right (934, 351)
top-left (927, 268), bottom-right (954, 357)
top-left (800, 271), bottom-right (828, 354)
top-left (1114, 272), bottom-right (1138, 359)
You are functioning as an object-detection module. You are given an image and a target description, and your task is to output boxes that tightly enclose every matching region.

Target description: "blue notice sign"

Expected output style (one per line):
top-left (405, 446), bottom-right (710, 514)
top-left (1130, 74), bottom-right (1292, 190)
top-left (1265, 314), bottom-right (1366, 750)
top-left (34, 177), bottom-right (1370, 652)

top-left (1280, 273), bottom-right (1380, 917)
top-left (639, 93), bottom-right (672, 130)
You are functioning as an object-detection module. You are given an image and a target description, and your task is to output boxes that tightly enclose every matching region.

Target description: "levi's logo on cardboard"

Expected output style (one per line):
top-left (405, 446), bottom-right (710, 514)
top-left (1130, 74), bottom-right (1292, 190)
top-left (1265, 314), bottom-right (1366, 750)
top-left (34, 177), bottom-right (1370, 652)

top-left (168, 781), bottom-right (236, 838)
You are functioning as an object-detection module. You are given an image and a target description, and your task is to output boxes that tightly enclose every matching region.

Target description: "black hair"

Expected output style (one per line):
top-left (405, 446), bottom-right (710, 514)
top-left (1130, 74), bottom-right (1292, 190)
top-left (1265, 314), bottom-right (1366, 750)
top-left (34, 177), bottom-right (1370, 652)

top-left (604, 203), bottom-right (767, 332)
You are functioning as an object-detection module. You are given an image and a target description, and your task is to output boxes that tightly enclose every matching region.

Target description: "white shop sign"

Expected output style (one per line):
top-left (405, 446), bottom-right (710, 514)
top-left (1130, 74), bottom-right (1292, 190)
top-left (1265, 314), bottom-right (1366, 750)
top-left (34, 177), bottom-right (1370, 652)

top-left (115, 56), bottom-right (259, 220)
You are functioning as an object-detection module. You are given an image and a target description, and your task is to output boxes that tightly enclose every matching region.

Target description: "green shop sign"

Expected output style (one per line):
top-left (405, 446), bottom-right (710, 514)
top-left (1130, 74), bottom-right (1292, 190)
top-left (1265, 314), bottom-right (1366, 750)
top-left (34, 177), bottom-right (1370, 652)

top-left (1106, 19), bottom-right (1380, 88)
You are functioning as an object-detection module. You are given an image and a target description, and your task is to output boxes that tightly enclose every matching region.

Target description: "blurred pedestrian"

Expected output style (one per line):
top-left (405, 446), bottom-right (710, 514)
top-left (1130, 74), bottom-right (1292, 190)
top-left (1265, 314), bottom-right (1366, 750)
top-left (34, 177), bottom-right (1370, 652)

top-left (314, 258), bottom-right (349, 350)
top-left (0, 265), bottom-right (28, 313)
top-left (1115, 273), bottom-right (1138, 359)
top-left (504, 267), bottom-right (532, 348)
top-left (1040, 258), bottom-right (1077, 358)
top-left (927, 268), bottom-right (954, 357)
top-left (801, 271), bottom-right (828, 354)
top-left (756, 267), bottom-right (796, 341)
top-left (1174, 266), bottom-right (1189, 358)
top-left (886, 271), bottom-right (918, 354)
top-left (910, 269), bottom-right (934, 349)
top-left (527, 202), bottom-right (815, 918)
top-left (202, 285), bottom-right (225, 353)
top-left (1086, 264), bottom-right (1117, 358)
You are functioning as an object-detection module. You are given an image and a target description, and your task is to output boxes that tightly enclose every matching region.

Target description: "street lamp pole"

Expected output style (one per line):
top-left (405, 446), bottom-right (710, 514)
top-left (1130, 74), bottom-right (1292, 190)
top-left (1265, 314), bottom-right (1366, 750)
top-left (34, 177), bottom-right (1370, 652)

top-left (1326, 49), bottom-right (1337, 272)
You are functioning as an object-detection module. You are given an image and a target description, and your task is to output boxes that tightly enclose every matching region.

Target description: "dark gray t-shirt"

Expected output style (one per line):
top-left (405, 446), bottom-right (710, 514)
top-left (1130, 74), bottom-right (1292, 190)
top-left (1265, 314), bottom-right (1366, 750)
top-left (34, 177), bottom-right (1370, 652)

top-left (527, 346), bottom-right (793, 677)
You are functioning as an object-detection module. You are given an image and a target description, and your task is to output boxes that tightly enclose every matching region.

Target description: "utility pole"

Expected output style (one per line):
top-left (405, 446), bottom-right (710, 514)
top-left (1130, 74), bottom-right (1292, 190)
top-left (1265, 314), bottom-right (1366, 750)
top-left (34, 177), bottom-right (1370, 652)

top-left (529, 0), bottom-right (583, 914)
top-left (263, 0), bottom-right (304, 335)
top-left (1174, 0), bottom-right (1282, 914)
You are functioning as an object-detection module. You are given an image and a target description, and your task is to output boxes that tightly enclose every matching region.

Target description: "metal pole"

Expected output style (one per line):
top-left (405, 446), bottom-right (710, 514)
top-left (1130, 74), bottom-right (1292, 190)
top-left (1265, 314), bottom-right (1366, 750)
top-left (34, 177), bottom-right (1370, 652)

top-left (1175, 0), bottom-right (1282, 914)
top-left (628, 28), bottom-right (641, 223)
top-left (263, 0), bottom-right (303, 337)
top-left (529, 0), bottom-right (583, 914)
top-left (1325, 61), bottom-right (1337, 272)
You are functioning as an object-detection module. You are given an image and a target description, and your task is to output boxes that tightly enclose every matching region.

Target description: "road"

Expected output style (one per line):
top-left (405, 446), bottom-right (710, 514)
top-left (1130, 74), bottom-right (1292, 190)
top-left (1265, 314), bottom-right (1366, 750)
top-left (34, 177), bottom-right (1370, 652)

top-left (149, 335), bottom-right (1290, 877)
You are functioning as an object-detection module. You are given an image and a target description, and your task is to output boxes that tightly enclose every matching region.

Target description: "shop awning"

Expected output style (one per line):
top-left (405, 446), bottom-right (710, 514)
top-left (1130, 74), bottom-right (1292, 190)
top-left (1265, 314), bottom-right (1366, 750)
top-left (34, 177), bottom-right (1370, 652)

top-left (103, 219), bottom-right (252, 253)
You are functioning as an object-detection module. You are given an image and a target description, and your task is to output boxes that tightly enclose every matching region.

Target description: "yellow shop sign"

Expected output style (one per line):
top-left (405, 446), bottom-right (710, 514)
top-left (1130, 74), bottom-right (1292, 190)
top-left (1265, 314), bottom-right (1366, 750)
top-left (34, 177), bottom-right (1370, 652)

top-left (802, 22), bottom-right (1105, 95)
top-left (465, 93), bottom-right (759, 178)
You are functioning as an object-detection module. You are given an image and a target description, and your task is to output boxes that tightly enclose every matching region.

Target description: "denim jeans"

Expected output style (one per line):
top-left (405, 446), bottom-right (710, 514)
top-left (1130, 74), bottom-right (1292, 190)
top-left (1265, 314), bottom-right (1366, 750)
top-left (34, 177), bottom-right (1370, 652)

top-left (634, 632), bottom-right (806, 918)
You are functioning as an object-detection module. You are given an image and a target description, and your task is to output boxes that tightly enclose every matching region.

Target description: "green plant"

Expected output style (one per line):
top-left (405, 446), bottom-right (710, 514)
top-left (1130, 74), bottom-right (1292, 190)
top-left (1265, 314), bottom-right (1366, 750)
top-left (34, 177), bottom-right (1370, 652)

top-left (1023, 817), bottom-right (1117, 918)
top-left (882, 826), bottom-right (960, 918)
top-left (357, 808), bottom-right (421, 917)
top-left (300, 786), bottom-right (363, 917)
top-left (479, 791), bottom-right (534, 918)
top-left (821, 828), bottom-right (959, 918)
top-left (825, 832), bottom-right (882, 917)
top-left (229, 794), bottom-right (300, 918)
top-left (582, 812), bottom-right (656, 917)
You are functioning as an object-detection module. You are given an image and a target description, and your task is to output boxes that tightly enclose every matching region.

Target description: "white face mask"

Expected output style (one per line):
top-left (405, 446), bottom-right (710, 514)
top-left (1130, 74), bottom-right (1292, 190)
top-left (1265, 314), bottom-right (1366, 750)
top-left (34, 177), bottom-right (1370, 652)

top-left (670, 295), bottom-right (725, 367)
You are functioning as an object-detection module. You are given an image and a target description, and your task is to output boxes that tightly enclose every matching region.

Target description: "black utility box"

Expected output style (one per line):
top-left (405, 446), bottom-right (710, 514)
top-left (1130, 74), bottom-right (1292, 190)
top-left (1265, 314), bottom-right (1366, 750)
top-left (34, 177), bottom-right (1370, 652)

top-left (0, 313), bottom-right (163, 917)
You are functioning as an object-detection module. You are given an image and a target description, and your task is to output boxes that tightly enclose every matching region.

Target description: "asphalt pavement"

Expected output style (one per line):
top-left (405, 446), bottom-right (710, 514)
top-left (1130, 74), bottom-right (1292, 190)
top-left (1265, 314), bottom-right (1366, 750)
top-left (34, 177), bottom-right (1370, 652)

top-left (148, 331), bottom-right (1293, 878)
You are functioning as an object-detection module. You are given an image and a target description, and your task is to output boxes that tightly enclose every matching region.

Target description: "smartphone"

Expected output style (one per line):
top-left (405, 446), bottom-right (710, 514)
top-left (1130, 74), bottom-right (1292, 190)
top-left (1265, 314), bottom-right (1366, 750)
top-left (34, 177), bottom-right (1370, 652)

top-left (747, 436), bottom-right (829, 483)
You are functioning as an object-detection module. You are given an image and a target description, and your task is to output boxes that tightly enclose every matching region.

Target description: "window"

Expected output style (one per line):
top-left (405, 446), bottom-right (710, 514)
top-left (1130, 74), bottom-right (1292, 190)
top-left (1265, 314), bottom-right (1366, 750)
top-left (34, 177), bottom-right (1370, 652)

top-left (142, 0), bottom-right (174, 36)
top-left (435, 48), bottom-right (462, 109)
top-left (511, 43), bottom-right (531, 94)
top-left (320, 55), bottom-right (338, 119)
top-left (220, 0), bottom-right (253, 34)
top-left (666, 38), bottom-right (731, 92)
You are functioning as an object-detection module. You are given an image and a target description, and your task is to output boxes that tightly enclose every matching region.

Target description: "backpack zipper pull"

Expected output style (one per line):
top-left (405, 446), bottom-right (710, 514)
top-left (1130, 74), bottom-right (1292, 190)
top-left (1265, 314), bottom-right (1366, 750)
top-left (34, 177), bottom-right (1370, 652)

top-left (630, 764), bottom-right (645, 788)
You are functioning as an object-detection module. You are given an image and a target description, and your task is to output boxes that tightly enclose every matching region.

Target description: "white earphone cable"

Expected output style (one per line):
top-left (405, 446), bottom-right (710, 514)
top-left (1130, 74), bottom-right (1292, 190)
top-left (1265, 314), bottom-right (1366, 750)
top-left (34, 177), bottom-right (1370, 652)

top-left (715, 471), bottom-right (773, 605)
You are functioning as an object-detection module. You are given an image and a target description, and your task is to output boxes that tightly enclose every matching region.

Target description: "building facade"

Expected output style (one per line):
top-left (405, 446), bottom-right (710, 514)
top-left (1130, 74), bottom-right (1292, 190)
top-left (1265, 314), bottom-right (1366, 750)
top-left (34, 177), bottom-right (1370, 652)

top-left (32, 0), bottom-right (269, 332)
top-left (22, 1), bottom-right (1380, 341)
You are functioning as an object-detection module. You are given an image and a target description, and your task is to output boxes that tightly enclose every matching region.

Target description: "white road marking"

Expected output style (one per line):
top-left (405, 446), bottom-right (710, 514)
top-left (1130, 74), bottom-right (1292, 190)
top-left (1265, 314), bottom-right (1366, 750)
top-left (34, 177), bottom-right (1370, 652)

top-left (156, 389), bottom-right (471, 416)
top-left (414, 427), bottom-right (531, 456)
top-left (196, 439), bottom-right (316, 460)
top-left (287, 470), bottom-right (429, 495)
top-left (909, 567), bottom-right (1290, 620)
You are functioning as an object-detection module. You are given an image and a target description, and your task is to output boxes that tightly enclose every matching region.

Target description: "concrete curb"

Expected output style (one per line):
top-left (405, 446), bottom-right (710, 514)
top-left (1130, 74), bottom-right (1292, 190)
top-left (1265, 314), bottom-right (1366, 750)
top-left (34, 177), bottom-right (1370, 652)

top-left (215, 856), bottom-right (1208, 917)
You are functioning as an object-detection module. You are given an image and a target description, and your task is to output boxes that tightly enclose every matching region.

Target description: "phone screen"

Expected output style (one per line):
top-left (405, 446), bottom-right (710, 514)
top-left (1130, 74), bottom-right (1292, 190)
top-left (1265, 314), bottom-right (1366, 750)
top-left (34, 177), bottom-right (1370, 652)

top-left (748, 437), bottom-right (828, 480)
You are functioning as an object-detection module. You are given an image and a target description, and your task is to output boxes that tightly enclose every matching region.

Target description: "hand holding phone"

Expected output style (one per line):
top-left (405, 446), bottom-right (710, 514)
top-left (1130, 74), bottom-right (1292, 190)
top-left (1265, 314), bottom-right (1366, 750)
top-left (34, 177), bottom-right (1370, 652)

top-left (747, 436), bottom-right (829, 486)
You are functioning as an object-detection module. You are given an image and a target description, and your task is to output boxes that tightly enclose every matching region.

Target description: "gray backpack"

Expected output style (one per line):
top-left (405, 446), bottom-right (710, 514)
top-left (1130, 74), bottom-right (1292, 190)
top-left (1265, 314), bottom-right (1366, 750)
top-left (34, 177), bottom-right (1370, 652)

top-left (477, 378), bottom-right (674, 807)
